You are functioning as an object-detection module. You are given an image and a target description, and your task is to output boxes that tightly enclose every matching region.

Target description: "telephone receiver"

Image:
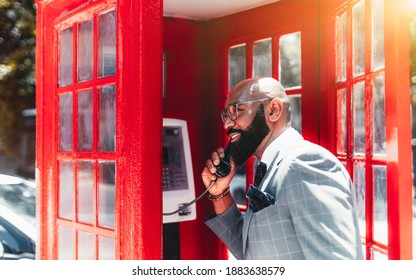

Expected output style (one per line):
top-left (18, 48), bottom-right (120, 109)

top-left (215, 141), bottom-right (231, 178)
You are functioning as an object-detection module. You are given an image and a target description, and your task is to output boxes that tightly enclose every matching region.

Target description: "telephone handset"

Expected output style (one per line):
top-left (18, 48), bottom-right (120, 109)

top-left (215, 141), bottom-right (231, 178)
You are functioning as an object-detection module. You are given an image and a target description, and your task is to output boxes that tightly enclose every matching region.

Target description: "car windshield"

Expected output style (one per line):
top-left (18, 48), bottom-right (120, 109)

top-left (0, 175), bottom-right (36, 226)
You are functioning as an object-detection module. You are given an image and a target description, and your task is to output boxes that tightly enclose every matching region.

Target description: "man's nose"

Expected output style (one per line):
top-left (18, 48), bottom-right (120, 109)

top-left (223, 117), bottom-right (235, 131)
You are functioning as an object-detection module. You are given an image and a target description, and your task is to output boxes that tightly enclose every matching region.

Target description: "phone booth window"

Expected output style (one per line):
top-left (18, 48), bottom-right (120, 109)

top-left (334, 0), bottom-right (388, 259)
top-left (227, 32), bottom-right (302, 206)
top-left (56, 7), bottom-right (117, 259)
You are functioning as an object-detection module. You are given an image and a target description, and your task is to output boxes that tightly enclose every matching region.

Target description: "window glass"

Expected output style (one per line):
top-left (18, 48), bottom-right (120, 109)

top-left (373, 165), bottom-right (388, 245)
top-left (354, 162), bottom-right (366, 237)
top-left (99, 85), bottom-right (116, 151)
top-left (78, 161), bottom-right (94, 224)
top-left (78, 231), bottom-right (94, 260)
top-left (279, 32), bottom-right (301, 88)
top-left (98, 161), bottom-right (115, 229)
top-left (99, 236), bottom-right (115, 260)
top-left (78, 90), bottom-right (93, 151)
top-left (288, 95), bottom-right (302, 134)
top-left (253, 38), bottom-right (272, 77)
top-left (228, 44), bottom-right (246, 91)
top-left (336, 12), bottom-right (347, 82)
top-left (58, 27), bottom-right (73, 87)
top-left (98, 9), bottom-right (116, 77)
top-left (353, 82), bottom-right (365, 154)
top-left (58, 226), bottom-right (73, 260)
top-left (337, 88), bottom-right (347, 153)
top-left (78, 19), bottom-right (94, 82)
top-left (372, 0), bottom-right (385, 71)
top-left (59, 160), bottom-right (73, 220)
top-left (59, 93), bottom-right (73, 151)
top-left (373, 74), bottom-right (386, 155)
top-left (353, 0), bottom-right (365, 77)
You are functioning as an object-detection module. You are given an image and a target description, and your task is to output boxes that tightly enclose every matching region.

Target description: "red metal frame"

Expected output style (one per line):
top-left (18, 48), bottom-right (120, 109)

top-left (321, 0), bottom-right (413, 259)
top-left (36, 0), bottom-right (163, 259)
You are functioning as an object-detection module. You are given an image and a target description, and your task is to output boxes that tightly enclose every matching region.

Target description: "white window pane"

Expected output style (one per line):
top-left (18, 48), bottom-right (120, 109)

top-left (99, 236), bottom-right (115, 260)
top-left (98, 9), bottom-right (116, 77)
top-left (58, 226), bottom-right (73, 260)
top-left (99, 85), bottom-right (116, 151)
top-left (59, 160), bottom-right (73, 220)
top-left (59, 93), bottom-right (73, 151)
top-left (288, 95), bottom-right (302, 134)
top-left (373, 74), bottom-right (386, 155)
top-left (78, 161), bottom-right (94, 224)
top-left (353, 0), bottom-right (365, 77)
top-left (336, 12), bottom-right (347, 82)
top-left (228, 44), bottom-right (246, 90)
top-left (354, 162), bottom-right (366, 238)
top-left (78, 90), bottom-right (93, 151)
top-left (279, 32), bottom-right (301, 88)
top-left (98, 161), bottom-right (115, 229)
top-left (78, 19), bottom-right (94, 82)
top-left (253, 38), bottom-right (272, 77)
top-left (337, 88), bottom-right (347, 153)
top-left (372, 0), bottom-right (385, 70)
top-left (78, 231), bottom-right (94, 260)
top-left (353, 82), bottom-right (365, 154)
top-left (58, 27), bottom-right (73, 87)
top-left (373, 165), bottom-right (388, 245)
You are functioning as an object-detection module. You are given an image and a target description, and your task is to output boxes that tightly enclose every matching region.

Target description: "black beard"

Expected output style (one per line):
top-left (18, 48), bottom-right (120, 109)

top-left (228, 105), bottom-right (270, 165)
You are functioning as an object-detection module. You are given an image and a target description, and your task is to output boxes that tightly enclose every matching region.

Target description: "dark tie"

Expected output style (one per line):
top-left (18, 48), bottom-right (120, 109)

top-left (246, 162), bottom-right (275, 213)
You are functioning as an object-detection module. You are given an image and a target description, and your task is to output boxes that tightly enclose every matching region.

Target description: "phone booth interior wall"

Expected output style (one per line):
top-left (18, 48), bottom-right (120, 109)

top-left (35, 0), bottom-right (163, 259)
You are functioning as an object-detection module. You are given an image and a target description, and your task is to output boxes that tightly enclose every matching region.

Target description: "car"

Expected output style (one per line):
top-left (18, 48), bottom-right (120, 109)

top-left (0, 174), bottom-right (36, 260)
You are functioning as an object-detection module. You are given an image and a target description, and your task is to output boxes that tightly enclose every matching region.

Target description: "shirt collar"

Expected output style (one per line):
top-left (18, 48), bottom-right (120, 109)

top-left (259, 127), bottom-right (303, 167)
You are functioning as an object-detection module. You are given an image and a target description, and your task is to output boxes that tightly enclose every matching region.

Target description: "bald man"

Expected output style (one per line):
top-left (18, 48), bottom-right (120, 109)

top-left (202, 77), bottom-right (363, 260)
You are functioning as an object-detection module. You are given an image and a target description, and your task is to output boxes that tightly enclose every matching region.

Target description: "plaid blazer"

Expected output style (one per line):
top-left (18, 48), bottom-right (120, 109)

top-left (205, 130), bottom-right (364, 260)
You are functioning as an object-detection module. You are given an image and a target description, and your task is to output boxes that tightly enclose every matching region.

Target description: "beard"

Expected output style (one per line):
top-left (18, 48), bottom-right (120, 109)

top-left (228, 105), bottom-right (270, 165)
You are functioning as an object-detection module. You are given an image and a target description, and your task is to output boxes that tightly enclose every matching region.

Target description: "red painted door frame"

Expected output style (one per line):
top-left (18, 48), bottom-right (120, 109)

top-left (319, 0), bottom-right (413, 259)
top-left (35, 0), bottom-right (163, 259)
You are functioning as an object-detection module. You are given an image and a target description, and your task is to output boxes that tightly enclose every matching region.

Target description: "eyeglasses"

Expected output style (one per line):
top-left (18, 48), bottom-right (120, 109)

top-left (220, 97), bottom-right (272, 124)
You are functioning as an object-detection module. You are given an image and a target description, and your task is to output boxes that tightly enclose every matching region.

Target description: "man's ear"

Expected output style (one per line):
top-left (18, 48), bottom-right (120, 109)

top-left (268, 98), bottom-right (284, 122)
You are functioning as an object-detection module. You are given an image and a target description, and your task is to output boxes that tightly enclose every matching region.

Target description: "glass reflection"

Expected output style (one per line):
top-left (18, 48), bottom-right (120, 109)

top-left (58, 226), bottom-right (73, 260)
top-left (78, 90), bottom-right (93, 151)
top-left (99, 236), bottom-right (115, 260)
top-left (77, 161), bottom-right (94, 224)
top-left (288, 95), bottom-right (302, 134)
top-left (98, 161), bottom-right (115, 229)
top-left (59, 93), bottom-right (73, 151)
top-left (354, 162), bottom-right (366, 237)
top-left (373, 165), bottom-right (388, 245)
top-left (336, 12), bottom-right (347, 82)
top-left (353, 82), bottom-right (365, 154)
top-left (372, 0), bottom-right (385, 71)
top-left (99, 85), bottom-right (116, 151)
top-left (59, 160), bottom-right (73, 220)
top-left (228, 44), bottom-right (246, 91)
top-left (373, 74), bottom-right (386, 155)
top-left (353, 0), bottom-right (365, 77)
top-left (98, 9), bottom-right (116, 77)
top-left (78, 20), bottom-right (94, 82)
top-left (279, 32), bottom-right (301, 88)
top-left (78, 231), bottom-right (94, 260)
top-left (253, 39), bottom-right (272, 77)
top-left (58, 27), bottom-right (73, 87)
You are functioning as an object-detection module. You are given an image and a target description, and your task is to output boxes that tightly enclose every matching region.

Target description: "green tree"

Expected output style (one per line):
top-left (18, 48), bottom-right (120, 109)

top-left (0, 0), bottom-right (36, 154)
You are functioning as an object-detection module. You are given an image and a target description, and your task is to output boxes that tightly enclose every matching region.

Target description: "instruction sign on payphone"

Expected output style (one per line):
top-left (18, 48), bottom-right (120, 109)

top-left (162, 118), bottom-right (196, 223)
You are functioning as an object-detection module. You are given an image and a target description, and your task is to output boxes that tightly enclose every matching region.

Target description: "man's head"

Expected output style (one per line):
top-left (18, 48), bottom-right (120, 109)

top-left (221, 77), bottom-right (291, 162)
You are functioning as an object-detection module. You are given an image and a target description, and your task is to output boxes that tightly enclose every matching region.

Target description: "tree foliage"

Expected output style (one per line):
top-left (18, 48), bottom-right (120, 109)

top-left (0, 0), bottom-right (36, 154)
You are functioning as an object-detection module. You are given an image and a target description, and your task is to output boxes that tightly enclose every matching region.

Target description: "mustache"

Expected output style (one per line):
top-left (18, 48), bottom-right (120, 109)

top-left (227, 128), bottom-right (244, 136)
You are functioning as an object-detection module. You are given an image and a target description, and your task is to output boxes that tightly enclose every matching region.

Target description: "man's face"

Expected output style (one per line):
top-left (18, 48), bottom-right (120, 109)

top-left (228, 104), bottom-right (270, 165)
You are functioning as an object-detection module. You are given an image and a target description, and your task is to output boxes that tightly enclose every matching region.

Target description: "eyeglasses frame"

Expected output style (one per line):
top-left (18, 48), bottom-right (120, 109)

top-left (220, 97), bottom-right (273, 123)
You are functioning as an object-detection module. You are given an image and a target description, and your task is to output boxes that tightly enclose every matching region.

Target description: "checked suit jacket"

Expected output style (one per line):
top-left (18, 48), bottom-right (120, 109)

top-left (205, 128), bottom-right (364, 260)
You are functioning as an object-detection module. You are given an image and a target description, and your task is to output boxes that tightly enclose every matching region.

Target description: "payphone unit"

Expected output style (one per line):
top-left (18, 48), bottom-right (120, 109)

top-left (162, 118), bottom-right (196, 224)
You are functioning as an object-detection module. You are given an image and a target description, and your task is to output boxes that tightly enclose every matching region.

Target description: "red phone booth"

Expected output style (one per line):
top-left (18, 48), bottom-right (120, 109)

top-left (35, 0), bottom-right (413, 260)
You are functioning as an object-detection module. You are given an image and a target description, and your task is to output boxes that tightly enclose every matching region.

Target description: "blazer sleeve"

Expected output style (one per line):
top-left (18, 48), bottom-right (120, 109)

top-left (205, 203), bottom-right (245, 259)
top-left (281, 145), bottom-right (364, 259)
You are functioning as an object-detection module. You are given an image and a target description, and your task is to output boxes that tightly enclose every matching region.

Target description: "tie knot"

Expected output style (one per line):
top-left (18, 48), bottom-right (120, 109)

top-left (254, 162), bottom-right (267, 187)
